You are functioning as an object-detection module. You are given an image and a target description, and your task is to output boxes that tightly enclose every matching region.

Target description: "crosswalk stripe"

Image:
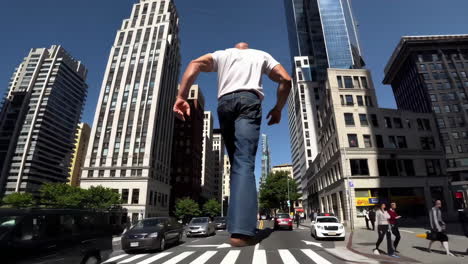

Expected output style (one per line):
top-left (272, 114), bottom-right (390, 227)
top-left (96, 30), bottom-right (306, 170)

top-left (136, 252), bottom-right (172, 264)
top-left (301, 249), bottom-right (332, 264)
top-left (220, 250), bottom-right (240, 264)
top-left (118, 254), bottom-right (148, 263)
top-left (278, 249), bottom-right (299, 264)
top-left (103, 254), bottom-right (128, 263)
top-left (162, 251), bottom-right (194, 264)
top-left (190, 251), bottom-right (217, 264)
top-left (252, 249), bottom-right (267, 264)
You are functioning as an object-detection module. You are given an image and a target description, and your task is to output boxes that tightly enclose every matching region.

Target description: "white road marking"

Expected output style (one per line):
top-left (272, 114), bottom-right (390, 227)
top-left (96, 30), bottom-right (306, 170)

top-left (136, 252), bottom-right (172, 264)
top-left (190, 251), bottom-right (217, 264)
top-left (301, 249), bottom-right (332, 264)
top-left (252, 244), bottom-right (267, 264)
top-left (302, 240), bottom-right (323, 247)
top-left (278, 249), bottom-right (299, 264)
top-left (400, 229), bottom-right (415, 234)
top-left (326, 248), bottom-right (379, 264)
top-left (220, 250), bottom-right (240, 264)
top-left (191, 239), bottom-right (200, 243)
top-left (103, 254), bottom-right (127, 263)
top-left (162, 251), bottom-right (194, 264)
top-left (117, 254), bottom-right (148, 263)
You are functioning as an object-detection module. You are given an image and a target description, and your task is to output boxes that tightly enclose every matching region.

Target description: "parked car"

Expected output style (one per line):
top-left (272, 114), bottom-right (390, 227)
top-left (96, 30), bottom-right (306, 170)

top-left (311, 215), bottom-right (345, 240)
top-left (121, 217), bottom-right (183, 253)
top-left (186, 217), bottom-right (216, 237)
top-left (274, 213), bottom-right (293, 230)
top-left (1, 208), bottom-right (124, 264)
top-left (213, 216), bottom-right (227, 230)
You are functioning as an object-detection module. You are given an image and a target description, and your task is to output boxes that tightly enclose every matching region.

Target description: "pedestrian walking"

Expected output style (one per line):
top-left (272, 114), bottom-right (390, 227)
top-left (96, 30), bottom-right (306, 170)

top-left (173, 42), bottom-right (291, 247)
top-left (363, 208), bottom-right (370, 230)
top-left (427, 200), bottom-right (455, 256)
top-left (374, 203), bottom-right (398, 258)
top-left (388, 202), bottom-right (402, 253)
top-left (295, 213), bottom-right (300, 228)
top-left (368, 206), bottom-right (376, 231)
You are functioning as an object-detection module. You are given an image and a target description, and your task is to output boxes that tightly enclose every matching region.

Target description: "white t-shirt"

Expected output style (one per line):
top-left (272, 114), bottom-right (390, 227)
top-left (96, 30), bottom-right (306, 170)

top-left (211, 48), bottom-right (280, 100)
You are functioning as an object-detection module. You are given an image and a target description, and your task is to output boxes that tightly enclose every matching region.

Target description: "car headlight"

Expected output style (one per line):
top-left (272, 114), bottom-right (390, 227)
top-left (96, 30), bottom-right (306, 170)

top-left (339, 225), bottom-right (344, 230)
top-left (148, 232), bottom-right (158, 238)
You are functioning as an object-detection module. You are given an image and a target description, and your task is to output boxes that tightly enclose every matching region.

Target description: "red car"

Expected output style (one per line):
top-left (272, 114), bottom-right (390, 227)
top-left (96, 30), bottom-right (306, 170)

top-left (274, 213), bottom-right (293, 230)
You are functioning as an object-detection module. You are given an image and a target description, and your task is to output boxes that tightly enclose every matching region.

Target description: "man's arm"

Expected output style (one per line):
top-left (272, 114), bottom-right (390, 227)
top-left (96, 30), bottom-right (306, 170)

top-left (266, 64), bottom-right (292, 125)
top-left (177, 54), bottom-right (214, 100)
top-left (173, 54), bottom-right (214, 121)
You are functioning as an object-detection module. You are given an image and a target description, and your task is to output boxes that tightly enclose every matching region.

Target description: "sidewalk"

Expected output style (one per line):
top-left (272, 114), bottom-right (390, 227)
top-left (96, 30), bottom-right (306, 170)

top-left (349, 226), bottom-right (468, 264)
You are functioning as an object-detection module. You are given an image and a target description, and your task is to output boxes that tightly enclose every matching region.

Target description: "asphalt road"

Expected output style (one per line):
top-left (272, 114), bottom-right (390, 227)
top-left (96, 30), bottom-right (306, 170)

top-left (104, 221), bottom-right (377, 264)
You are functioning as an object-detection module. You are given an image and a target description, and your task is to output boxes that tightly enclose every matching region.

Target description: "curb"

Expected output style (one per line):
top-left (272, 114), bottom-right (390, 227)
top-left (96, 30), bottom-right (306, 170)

top-left (346, 231), bottom-right (420, 263)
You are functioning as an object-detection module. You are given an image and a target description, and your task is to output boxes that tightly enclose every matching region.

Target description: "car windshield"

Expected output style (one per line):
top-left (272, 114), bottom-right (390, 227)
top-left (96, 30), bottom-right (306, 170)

top-left (190, 218), bottom-right (208, 224)
top-left (132, 218), bottom-right (165, 229)
top-left (214, 217), bottom-right (225, 222)
top-left (277, 214), bottom-right (290, 219)
top-left (317, 217), bottom-right (338, 223)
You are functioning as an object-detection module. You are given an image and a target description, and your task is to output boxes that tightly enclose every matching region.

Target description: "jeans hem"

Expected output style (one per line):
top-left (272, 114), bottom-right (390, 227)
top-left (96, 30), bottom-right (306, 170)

top-left (228, 229), bottom-right (256, 237)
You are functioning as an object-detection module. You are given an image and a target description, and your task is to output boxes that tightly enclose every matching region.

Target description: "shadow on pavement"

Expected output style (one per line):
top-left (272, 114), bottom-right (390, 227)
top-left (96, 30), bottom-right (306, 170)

top-left (413, 246), bottom-right (468, 257)
top-left (256, 228), bottom-right (274, 242)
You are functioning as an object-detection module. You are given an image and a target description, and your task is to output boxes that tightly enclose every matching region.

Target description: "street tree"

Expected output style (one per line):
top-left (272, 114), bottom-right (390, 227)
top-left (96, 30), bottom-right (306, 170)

top-left (2, 192), bottom-right (35, 208)
top-left (203, 199), bottom-right (221, 219)
top-left (259, 171), bottom-right (301, 214)
top-left (175, 197), bottom-right (201, 223)
top-left (82, 185), bottom-right (122, 209)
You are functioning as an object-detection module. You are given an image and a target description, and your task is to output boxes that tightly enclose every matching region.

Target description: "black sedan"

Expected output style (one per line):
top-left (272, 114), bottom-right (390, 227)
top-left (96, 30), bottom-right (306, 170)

top-left (213, 216), bottom-right (227, 229)
top-left (121, 217), bottom-right (183, 253)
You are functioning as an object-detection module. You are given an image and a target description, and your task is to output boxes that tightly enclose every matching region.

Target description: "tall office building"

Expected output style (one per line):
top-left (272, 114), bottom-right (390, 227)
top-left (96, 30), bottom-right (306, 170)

top-left (212, 129), bottom-right (225, 201)
top-left (306, 68), bottom-right (452, 227)
top-left (68, 123), bottom-right (91, 187)
top-left (383, 35), bottom-right (468, 209)
top-left (201, 111), bottom-right (215, 200)
top-left (283, 0), bottom-right (364, 210)
top-left (260, 134), bottom-right (272, 186)
top-left (222, 154), bottom-right (231, 216)
top-left (80, 0), bottom-right (181, 221)
top-left (170, 85), bottom-right (204, 212)
top-left (0, 45), bottom-right (88, 197)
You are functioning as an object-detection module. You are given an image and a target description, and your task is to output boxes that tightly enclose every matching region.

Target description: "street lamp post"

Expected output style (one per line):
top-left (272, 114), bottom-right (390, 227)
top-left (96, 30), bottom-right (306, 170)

top-left (287, 176), bottom-right (291, 216)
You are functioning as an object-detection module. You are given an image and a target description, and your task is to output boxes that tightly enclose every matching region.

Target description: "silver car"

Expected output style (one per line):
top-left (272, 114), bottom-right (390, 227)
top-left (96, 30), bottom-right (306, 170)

top-left (186, 217), bottom-right (216, 237)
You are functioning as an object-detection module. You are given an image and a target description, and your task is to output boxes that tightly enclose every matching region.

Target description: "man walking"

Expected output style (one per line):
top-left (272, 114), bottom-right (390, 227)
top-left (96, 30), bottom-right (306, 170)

top-left (295, 212), bottom-right (301, 228)
top-left (363, 208), bottom-right (370, 230)
top-left (369, 206), bottom-right (376, 231)
top-left (173, 42), bottom-right (291, 247)
top-left (388, 202), bottom-right (402, 253)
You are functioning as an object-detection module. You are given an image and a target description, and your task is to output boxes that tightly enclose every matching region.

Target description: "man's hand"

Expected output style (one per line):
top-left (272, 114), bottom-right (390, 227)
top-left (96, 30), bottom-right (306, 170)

top-left (267, 108), bottom-right (281, 126)
top-left (173, 97), bottom-right (191, 121)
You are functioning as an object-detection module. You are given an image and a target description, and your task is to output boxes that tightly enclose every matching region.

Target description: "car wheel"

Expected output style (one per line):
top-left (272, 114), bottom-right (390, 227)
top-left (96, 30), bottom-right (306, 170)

top-left (159, 237), bottom-right (166, 251)
top-left (81, 254), bottom-right (100, 264)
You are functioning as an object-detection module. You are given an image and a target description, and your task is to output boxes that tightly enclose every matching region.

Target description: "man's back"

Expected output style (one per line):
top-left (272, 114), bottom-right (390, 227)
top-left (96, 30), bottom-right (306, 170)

top-left (212, 48), bottom-right (279, 99)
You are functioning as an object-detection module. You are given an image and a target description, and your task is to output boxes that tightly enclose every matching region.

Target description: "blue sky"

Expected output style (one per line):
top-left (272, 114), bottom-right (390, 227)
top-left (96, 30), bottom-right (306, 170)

top-left (1, 0), bottom-right (467, 187)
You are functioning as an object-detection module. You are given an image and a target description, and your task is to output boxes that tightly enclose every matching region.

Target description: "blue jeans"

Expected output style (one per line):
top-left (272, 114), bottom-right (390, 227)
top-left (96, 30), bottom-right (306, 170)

top-left (218, 91), bottom-right (261, 237)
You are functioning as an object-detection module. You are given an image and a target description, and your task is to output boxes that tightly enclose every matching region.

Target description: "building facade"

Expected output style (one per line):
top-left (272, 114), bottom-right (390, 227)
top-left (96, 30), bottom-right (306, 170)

top-left (272, 164), bottom-right (294, 178)
top-left (69, 123), bottom-right (91, 187)
top-left (283, 0), bottom-right (365, 210)
top-left (0, 45), bottom-right (88, 197)
top-left (222, 154), bottom-right (231, 216)
top-left (212, 129), bottom-right (225, 201)
top-left (260, 134), bottom-right (272, 187)
top-left (201, 111), bottom-right (215, 200)
top-left (383, 35), bottom-right (468, 209)
top-left (169, 85), bottom-right (204, 213)
top-left (306, 68), bottom-right (453, 227)
top-left (80, 0), bottom-right (181, 222)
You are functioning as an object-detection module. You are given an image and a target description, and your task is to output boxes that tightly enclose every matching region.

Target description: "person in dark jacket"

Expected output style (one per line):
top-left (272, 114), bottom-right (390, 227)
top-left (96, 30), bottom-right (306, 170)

top-left (368, 206), bottom-right (377, 231)
top-left (388, 202), bottom-right (402, 253)
top-left (295, 213), bottom-right (300, 228)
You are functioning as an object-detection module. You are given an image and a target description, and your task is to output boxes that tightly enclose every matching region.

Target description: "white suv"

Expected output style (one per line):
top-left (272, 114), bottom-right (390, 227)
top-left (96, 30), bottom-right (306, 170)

top-left (311, 216), bottom-right (345, 240)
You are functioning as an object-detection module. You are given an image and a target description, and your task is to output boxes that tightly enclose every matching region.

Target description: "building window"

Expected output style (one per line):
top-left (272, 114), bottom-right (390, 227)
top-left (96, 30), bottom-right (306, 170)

top-left (389, 136), bottom-right (397, 148)
top-left (344, 76), bottom-right (353, 88)
top-left (122, 189), bottom-right (129, 204)
top-left (98, 170), bottom-right (104, 177)
top-left (370, 114), bottom-right (379, 127)
top-left (433, 106), bottom-right (441, 113)
top-left (425, 160), bottom-right (441, 176)
top-left (361, 77), bottom-right (369, 89)
top-left (430, 94), bottom-right (437, 102)
top-left (337, 76), bottom-right (343, 88)
top-left (87, 171), bottom-right (94, 178)
top-left (359, 114), bottom-right (368, 126)
top-left (445, 145), bottom-right (453, 154)
top-left (384, 117), bottom-right (392, 128)
top-left (420, 137), bottom-right (436, 150)
top-left (149, 191), bottom-right (153, 205)
top-left (363, 135), bottom-right (372, 148)
top-left (357, 96), bottom-right (364, 106)
top-left (131, 189), bottom-right (139, 204)
top-left (397, 136), bottom-right (407, 148)
top-left (376, 135), bottom-right (384, 148)
top-left (436, 118), bottom-right (446, 128)
top-left (350, 159), bottom-right (369, 176)
top-left (452, 132), bottom-right (460, 139)
top-left (344, 113), bottom-right (355, 126)
top-left (348, 134), bottom-right (358, 148)
top-left (345, 95), bottom-right (354, 105)
top-left (457, 145), bottom-right (463, 153)
top-left (393, 118), bottom-right (403, 128)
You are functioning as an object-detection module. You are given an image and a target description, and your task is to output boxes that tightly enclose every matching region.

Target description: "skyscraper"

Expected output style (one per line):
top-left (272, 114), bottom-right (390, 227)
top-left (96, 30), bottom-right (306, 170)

top-left (212, 129), bottom-right (225, 201)
top-left (260, 134), bottom-right (272, 186)
top-left (201, 111), bottom-right (215, 200)
top-left (0, 45), bottom-right (88, 197)
top-left (284, 0), bottom-right (364, 211)
top-left (80, 0), bottom-right (181, 221)
top-left (170, 85), bottom-right (204, 213)
top-left (69, 123), bottom-right (91, 187)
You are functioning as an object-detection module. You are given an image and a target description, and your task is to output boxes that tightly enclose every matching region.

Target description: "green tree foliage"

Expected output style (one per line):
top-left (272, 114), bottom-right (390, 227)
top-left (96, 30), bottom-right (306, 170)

top-left (82, 185), bottom-right (122, 209)
top-left (259, 171), bottom-right (301, 212)
top-left (203, 199), bottom-right (221, 219)
top-left (175, 197), bottom-right (201, 223)
top-left (2, 192), bottom-right (35, 208)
